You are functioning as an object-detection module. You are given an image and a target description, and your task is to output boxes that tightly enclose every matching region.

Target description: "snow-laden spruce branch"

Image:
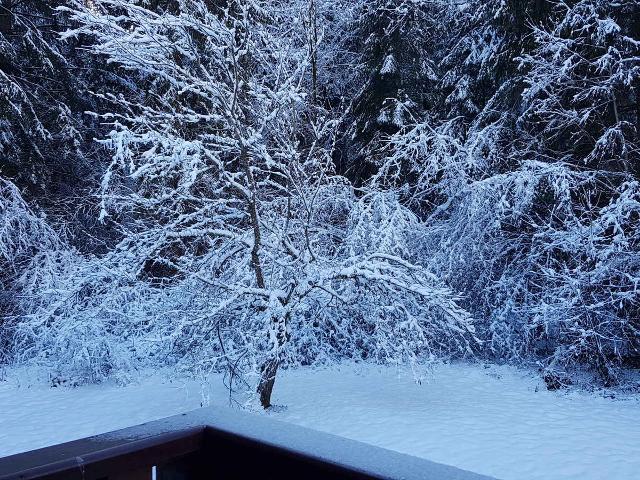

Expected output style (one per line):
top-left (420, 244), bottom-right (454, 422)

top-left (380, 0), bottom-right (640, 385)
top-left (0, 178), bottom-right (60, 269)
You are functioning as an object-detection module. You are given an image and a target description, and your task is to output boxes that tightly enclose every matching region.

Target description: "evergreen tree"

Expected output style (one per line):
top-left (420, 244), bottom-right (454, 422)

top-left (0, 0), bottom-right (127, 251)
top-left (520, 0), bottom-right (640, 175)
top-left (337, 0), bottom-right (446, 185)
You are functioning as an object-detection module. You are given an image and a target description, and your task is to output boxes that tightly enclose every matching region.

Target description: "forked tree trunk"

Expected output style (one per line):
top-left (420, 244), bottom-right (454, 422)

top-left (257, 356), bottom-right (279, 408)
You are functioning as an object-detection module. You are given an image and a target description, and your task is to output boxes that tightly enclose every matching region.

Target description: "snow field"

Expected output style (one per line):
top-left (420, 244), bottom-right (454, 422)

top-left (0, 362), bottom-right (638, 480)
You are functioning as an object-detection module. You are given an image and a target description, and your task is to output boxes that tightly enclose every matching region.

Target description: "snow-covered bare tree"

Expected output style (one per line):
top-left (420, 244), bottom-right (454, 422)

top-left (28, 0), bottom-right (477, 406)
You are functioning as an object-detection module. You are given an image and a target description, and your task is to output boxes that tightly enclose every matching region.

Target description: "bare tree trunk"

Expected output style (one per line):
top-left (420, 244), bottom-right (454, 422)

top-left (306, 0), bottom-right (318, 105)
top-left (610, 89), bottom-right (629, 173)
top-left (240, 146), bottom-right (284, 409)
top-left (256, 311), bottom-right (288, 408)
top-left (257, 356), bottom-right (279, 408)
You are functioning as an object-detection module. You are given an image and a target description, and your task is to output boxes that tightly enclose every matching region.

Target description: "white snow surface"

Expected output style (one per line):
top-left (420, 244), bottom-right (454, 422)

top-left (1, 362), bottom-right (638, 480)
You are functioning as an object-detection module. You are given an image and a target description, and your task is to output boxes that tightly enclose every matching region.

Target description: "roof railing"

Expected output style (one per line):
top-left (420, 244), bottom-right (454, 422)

top-left (0, 407), bottom-right (497, 480)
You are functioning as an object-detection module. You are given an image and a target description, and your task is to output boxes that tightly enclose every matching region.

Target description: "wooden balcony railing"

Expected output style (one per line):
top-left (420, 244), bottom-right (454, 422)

top-left (0, 407), bottom-right (497, 480)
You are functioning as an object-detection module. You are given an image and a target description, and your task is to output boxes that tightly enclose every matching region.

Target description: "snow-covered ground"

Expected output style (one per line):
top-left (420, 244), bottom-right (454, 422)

top-left (1, 362), bottom-right (638, 480)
